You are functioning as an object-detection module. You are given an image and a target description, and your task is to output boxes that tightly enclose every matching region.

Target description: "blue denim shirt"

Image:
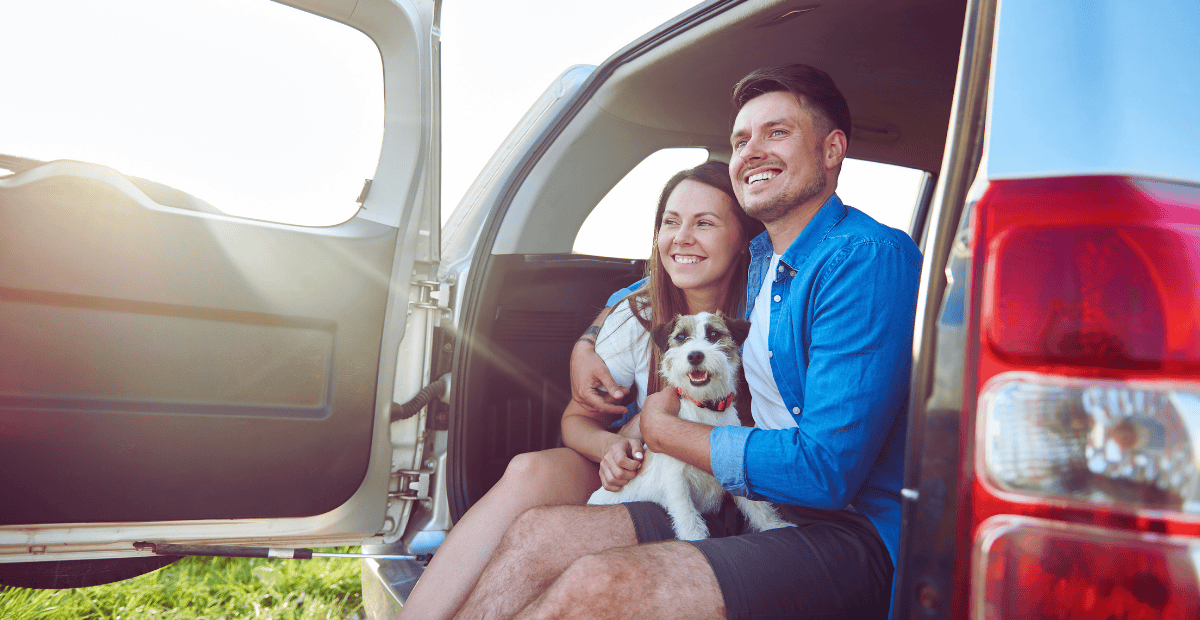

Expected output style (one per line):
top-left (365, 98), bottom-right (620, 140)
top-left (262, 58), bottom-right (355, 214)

top-left (710, 194), bottom-right (921, 571)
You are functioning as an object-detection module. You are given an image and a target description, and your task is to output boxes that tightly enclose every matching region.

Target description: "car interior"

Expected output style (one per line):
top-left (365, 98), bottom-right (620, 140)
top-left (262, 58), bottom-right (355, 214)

top-left (448, 0), bottom-right (969, 518)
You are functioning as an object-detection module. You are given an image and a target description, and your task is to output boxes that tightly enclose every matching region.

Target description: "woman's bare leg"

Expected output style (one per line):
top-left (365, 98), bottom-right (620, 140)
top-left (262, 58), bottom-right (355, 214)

top-left (397, 447), bottom-right (600, 620)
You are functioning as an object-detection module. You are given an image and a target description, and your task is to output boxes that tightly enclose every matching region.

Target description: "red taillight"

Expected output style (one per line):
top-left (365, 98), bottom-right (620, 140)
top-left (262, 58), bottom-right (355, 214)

top-left (981, 178), bottom-right (1200, 372)
top-left (976, 516), bottom-right (1200, 620)
top-left (987, 227), bottom-right (1173, 367)
top-left (962, 177), bottom-right (1200, 618)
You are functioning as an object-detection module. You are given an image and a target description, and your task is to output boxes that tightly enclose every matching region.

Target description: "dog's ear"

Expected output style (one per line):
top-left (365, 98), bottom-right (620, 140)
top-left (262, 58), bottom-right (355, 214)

top-left (725, 317), bottom-right (752, 347)
top-left (651, 317), bottom-right (677, 352)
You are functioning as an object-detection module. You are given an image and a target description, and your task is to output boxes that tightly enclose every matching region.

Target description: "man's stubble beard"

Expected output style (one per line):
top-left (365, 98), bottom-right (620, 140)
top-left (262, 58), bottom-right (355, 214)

top-left (740, 168), bottom-right (827, 225)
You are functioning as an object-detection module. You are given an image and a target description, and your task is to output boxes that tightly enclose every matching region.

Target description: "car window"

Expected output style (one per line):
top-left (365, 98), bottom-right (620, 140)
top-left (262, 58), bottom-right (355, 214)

top-left (573, 151), bottom-right (926, 259)
top-left (0, 0), bottom-right (383, 227)
top-left (574, 148), bottom-right (710, 259)
top-left (837, 159), bottom-right (927, 234)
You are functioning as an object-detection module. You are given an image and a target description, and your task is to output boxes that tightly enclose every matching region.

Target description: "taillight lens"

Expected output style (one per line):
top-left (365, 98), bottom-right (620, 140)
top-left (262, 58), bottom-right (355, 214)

top-left (981, 374), bottom-right (1200, 513)
top-left (981, 179), bottom-right (1200, 373)
top-left (976, 516), bottom-right (1200, 620)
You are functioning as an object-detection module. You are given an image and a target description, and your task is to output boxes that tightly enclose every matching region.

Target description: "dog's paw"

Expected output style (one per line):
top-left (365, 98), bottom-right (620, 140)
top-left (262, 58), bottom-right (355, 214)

top-left (673, 525), bottom-right (710, 541)
top-left (587, 488), bottom-right (620, 506)
top-left (671, 514), bottom-right (710, 541)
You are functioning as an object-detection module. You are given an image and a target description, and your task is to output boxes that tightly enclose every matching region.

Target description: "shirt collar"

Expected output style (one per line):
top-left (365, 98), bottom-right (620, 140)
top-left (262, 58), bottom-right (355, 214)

top-left (748, 193), bottom-right (847, 271)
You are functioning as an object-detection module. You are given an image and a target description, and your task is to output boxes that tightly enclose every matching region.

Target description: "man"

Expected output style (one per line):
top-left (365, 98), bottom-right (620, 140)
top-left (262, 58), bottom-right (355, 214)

top-left (454, 64), bottom-right (921, 620)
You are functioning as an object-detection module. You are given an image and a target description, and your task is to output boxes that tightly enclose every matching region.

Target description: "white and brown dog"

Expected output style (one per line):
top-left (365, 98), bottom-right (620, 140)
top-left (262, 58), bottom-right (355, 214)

top-left (587, 311), bottom-right (793, 541)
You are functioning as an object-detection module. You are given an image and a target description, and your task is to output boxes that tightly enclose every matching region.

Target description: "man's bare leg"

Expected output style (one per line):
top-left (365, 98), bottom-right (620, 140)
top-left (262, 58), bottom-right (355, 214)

top-left (454, 504), bottom-right (637, 620)
top-left (516, 541), bottom-right (724, 620)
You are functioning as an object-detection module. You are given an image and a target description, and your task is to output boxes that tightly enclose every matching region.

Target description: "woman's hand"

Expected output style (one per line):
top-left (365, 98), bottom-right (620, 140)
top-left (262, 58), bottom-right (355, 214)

top-left (598, 437), bottom-right (645, 491)
top-left (570, 339), bottom-right (629, 416)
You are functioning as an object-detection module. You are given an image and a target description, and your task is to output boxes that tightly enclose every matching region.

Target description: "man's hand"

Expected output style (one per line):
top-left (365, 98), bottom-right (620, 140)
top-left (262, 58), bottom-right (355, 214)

top-left (640, 389), bottom-right (713, 474)
top-left (570, 338), bottom-right (628, 416)
top-left (598, 437), bottom-right (644, 491)
top-left (639, 388), bottom-right (681, 451)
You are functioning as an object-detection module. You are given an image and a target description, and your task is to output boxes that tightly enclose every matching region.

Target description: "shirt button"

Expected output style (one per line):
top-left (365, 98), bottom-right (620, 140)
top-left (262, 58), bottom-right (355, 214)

top-left (777, 264), bottom-right (785, 273)
top-left (789, 270), bottom-right (797, 277)
top-left (792, 407), bottom-right (801, 415)
top-left (768, 350), bottom-right (773, 358)
top-left (773, 294), bottom-right (781, 302)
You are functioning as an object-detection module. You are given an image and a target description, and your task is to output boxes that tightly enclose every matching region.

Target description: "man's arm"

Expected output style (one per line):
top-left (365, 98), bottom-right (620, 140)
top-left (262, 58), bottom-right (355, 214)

top-left (570, 280), bottom-right (645, 415)
top-left (569, 307), bottom-right (628, 416)
top-left (639, 389), bottom-right (714, 474)
top-left (712, 241), bottom-right (921, 507)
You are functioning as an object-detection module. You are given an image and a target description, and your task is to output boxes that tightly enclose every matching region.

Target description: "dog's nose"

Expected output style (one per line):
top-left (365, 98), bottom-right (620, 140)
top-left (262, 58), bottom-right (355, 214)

top-left (688, 351), bottom-right (705, 366)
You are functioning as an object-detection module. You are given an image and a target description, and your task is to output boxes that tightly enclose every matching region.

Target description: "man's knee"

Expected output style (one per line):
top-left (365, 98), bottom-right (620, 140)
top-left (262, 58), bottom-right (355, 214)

top-left (499, 505), bottom-right (562, 554)
top-left (510, 503), bottom-right (552, 529)
top-left (551, 552), bottom-right (634, 605)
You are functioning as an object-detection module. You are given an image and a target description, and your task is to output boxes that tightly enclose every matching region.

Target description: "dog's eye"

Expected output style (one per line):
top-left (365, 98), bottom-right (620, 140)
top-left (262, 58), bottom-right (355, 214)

top-left (705, 326), bottom-right (724, 343)
top-left (673, 330), bottom-right (689, 342)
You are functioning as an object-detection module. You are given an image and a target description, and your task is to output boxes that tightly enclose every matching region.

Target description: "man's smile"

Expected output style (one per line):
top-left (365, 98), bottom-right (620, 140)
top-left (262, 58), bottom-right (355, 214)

top-left (746, 170), bottom-right (779, 185)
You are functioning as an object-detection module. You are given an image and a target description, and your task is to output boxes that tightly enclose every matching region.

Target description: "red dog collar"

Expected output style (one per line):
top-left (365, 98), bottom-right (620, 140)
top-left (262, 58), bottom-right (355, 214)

top-left (677, 388), bottom-right (735, 412)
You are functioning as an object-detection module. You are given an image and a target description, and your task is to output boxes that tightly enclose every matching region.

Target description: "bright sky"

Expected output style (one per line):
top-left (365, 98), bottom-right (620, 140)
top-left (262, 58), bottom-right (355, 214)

top-left (441, 0), bottom-right (923, 259)
top-left (1, 0), bottom-right (923, 260)
top-left (441, 0), bottom-right (704, 213)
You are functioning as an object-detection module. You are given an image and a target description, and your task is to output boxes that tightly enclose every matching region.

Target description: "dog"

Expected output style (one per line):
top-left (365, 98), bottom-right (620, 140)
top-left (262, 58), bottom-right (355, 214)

top-left (587, 311), bottom-right (794, 541)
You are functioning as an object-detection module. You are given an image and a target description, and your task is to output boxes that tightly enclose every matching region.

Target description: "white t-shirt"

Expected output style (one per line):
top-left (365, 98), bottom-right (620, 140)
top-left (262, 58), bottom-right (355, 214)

top-left (594, 300), bottom-right (652, 411)
top-left (743, 253), bottom-right (798, 430)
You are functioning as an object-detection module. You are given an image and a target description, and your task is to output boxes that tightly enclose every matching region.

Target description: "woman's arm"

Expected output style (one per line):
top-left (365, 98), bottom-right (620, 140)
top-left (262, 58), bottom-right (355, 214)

top-left (561, 399), bottom-right (644, 491)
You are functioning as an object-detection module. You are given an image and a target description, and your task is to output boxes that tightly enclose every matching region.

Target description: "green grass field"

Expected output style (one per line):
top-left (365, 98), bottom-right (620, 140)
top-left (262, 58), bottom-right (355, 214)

top-left (0, 549), bottom-right (364, 620)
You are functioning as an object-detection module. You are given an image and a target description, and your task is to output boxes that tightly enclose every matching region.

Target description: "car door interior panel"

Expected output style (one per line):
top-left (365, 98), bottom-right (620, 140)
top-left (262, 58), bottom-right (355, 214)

top-left (0, 162), bottom-right (396, 524)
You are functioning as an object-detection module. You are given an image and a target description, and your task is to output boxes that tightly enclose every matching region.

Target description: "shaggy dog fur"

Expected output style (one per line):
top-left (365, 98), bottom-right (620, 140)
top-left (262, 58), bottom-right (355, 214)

top-left (587, 311), bottom-right (793, 540)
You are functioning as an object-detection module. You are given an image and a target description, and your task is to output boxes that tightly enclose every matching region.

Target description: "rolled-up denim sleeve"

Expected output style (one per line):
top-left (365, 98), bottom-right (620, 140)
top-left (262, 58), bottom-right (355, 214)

top-left (710, 425), bottom-right (755, 496)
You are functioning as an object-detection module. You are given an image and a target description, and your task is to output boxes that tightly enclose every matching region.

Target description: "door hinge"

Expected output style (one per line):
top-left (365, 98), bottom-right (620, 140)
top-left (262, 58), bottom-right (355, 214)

top-left (409, 275), bottom-right (454, 325)
top-left (410, 279), bottom-right (440, 311)
top-left (390, 468), bottom-right (433, 502)
top-left (379, 468), bottom-right (432, 543)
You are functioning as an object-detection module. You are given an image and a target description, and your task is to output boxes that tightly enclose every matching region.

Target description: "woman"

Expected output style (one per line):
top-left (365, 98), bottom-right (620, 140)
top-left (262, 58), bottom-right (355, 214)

top-left (398, 160), bottom-right (763, 620)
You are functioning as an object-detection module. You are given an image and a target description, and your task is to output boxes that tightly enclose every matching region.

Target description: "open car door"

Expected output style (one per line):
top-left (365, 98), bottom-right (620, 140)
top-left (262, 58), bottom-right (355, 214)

top-left (0, 0), bottom-right (440, 586)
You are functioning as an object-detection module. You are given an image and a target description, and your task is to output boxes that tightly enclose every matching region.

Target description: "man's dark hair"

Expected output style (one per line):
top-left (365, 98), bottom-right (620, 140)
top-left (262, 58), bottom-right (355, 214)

top-left (731, 64), bottom-right (852, 143)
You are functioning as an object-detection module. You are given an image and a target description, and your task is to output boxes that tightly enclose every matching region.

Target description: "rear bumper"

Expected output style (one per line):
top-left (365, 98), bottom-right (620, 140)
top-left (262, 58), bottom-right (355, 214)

top-left (361, 556), bottom-right (425, 620)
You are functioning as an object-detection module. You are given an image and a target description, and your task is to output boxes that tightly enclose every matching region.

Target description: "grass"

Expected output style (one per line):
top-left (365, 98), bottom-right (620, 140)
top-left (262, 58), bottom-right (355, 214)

top-left (0, 548), bottom-right (364, 620)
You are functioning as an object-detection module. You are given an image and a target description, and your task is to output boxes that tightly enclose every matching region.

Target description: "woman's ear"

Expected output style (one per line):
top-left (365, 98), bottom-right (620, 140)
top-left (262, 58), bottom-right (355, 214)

top-left (651, 317), bottom-right (678, 352)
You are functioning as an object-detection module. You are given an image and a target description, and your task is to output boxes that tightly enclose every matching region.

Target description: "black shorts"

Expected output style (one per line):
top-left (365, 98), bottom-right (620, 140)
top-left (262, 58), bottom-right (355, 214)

top-left (625, 499), bottom-right (894, 620)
